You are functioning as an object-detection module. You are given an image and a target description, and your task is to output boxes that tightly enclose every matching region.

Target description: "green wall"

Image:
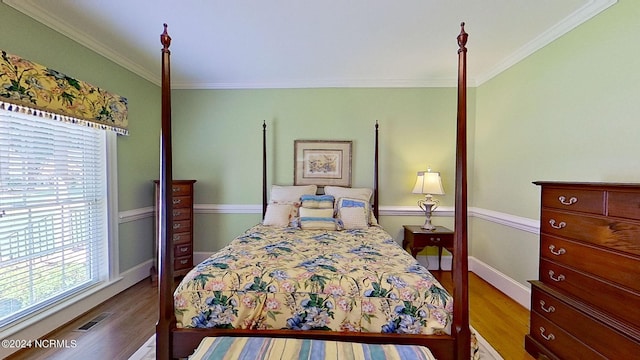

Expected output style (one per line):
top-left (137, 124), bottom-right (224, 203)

top-left (172, 88), bottom-right (474, 251)
top-left (473, 0), bottom-right (640, 285)
top-left (0, 3), bottom-right (161, 272)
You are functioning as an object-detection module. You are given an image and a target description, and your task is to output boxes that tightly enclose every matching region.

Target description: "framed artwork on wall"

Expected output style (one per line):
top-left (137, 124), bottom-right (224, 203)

top-left (294, 140), bottom-right (352, 187)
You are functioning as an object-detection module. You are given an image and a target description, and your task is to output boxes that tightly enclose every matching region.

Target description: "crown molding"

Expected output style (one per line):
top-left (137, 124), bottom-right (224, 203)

top-left (476, 0), bottom-right (618, 85)
top-left (6, 0), bottom-right (616, 90)
top-left (3, 0), bottom-right (160, 85)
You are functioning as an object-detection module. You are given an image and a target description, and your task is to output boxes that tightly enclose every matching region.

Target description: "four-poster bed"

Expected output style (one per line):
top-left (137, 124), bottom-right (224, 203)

top-left (156, 23), bottom-right (471, 360)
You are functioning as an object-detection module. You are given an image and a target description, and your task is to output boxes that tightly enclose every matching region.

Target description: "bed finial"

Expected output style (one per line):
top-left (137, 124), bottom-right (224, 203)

top-left (161, 23), bottom-right (172, 52)
top-left (457, 22), bottom-right (468, 53)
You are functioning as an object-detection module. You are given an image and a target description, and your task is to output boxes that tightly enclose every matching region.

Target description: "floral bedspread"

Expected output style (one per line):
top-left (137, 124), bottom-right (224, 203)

top-left (175, 224), bottom-right (453, 335)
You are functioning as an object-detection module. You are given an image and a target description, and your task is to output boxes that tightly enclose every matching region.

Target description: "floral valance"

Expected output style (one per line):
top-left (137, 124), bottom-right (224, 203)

top-left (0, 49), bottom-right (128, 135)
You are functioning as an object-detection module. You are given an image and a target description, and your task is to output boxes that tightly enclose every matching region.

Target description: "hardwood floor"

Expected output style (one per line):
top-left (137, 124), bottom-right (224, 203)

top-left (8, 273), bottom-right (533, 360)
top-left (435, 272), bottom-right (535, 360)
top-left (6, 279), bottom-right (158, 360)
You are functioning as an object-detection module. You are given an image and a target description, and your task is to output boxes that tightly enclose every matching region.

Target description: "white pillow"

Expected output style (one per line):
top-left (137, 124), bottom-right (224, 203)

top-left (270, 185), bottom-right (317, 202)
top-left (262, 204), bottom-right (292, 227)
top-left (339, 206), bottom-right (369, 229)
top-left (336, 197), bottom-right (371, 225)
top-left (299, 207), bottom-right (334, 218)
top-left (324, 186), bottom-right (372, 202)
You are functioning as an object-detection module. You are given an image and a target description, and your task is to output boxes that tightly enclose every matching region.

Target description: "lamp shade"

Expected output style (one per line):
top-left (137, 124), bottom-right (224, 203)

top-left (412, 170), bottom-right (445, 195)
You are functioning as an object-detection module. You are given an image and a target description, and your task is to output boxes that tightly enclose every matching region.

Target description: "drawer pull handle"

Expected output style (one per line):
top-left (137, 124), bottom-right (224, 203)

top-left (180, 259), bottom-right (188, 264)
top-left (173, 210), bottom-right (182, 216)
top-left (173, 234), bottom-right (181, 241)
top-left (558, 196), bottom-right (577, 206)
top-left (430, 237), bottom-right (441, 243)
top-left (173, 199), bottom-right (182, 205)
top-left (548, 270), bottom-right (565, 282)
top-left (172, 187), bottom-right (181, 192)
top-left (549, 219), bottom-right (566, 229)
top-left (539, 300), bottom-right (556, 313)
top-left (539, 327), bottom-right (555, 341)
top-left (548, 245), bottom-right (566, 256)
top-left (173, 223), bottom-right (182, 229)
top-left (179, 247), bottom-right (188, 253)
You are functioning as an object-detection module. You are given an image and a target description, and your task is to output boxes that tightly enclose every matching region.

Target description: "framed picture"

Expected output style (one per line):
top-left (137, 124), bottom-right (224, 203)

top-left (294, 140), bottom-right (352, 187)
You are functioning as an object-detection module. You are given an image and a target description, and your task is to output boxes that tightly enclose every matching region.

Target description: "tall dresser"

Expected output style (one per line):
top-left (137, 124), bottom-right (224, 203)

top-left (525, 182), bottom-right (640, 359)
top-left (154, 180), bottom-right (196, 279)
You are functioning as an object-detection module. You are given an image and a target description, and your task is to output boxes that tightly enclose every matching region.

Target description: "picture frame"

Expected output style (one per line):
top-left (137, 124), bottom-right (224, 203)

top-left (294, 140), bottom-right (352, 187)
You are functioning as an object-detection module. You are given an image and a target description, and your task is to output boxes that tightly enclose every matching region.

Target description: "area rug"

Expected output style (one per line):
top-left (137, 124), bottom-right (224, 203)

top-left (129, 327), bottom-right (502, 360)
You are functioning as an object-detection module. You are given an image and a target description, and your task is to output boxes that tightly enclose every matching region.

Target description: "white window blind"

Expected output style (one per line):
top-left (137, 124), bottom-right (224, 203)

top-left (0, 109), bottom-right (109, 328)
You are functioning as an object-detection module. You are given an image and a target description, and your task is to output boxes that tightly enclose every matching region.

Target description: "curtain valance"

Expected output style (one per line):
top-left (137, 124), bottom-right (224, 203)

top-left (1, 50), bottom-right (128, 135)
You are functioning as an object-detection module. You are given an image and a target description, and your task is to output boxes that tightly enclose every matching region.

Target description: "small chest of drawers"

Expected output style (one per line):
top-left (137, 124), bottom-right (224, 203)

top-left (525, 182), bottom-right (640, 359)
top-left (154, 180), bottom-right (196, 278)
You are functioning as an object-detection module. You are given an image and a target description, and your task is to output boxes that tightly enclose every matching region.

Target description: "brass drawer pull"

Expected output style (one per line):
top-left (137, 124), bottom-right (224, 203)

top-left (430, 237), bottom-right (441, 243)
top-left (179, 246), bottom-right (189, 253)
top-left (173, 210), bottom-right (182, 216)
top-left (548, 245), bottom-right (566, 256)
top-left (548, 270), bottom-right (565, 282)
top-left (172, 187), bottom-right (181, 192)
top-left (539, 327), bottom-right (555, 341)
top-left (172, 199), bottom-right (182, 205)
top-left (180, 259), bottom-right (188, 265)
top-left (549, 219), bottom-right (566, 229)
top-left (173, 223), bottom-right (182, 229)
top-left (539, 300), bottom-right (556, 313)
top-left (558, 196), bottom-right (577, 206)
top-left (173, 234), bottom-right (181, 241)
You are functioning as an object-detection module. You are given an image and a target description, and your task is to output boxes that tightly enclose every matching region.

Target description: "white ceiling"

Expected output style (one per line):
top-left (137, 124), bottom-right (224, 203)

top-left (4, 0), bottom-right (616, 89)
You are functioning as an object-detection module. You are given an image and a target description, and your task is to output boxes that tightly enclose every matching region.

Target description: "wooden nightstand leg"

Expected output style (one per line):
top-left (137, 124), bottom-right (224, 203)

top-left (438, 246), bottom-right (443, 271)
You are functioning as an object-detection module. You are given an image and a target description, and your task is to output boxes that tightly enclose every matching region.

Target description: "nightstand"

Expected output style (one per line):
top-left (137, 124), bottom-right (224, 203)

top-left (402, 225), bottom-right (454, 271)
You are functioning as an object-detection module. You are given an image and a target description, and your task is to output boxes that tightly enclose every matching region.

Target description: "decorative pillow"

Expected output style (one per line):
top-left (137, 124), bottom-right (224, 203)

top-left (270, 185), bottom-right (317, 202)
top-left (339, 206), bottom-right (369, 229)
top-left (336, 197), bottom-right (371, 225)
top-left (262, 203), bottom-right (293, 227)
top-left (269, 185), bottom-right (318, 220)
top-left (324, 186), bottom-right (373, 202)
top-left (300, 194), bottom-right (335, 209)
top-left (297, 217), bottom-right (340, 231)
top-left (299, 207), bottom-right (334, 218)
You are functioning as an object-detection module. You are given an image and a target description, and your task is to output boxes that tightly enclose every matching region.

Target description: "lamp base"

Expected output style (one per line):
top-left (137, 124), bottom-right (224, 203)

top-left (421, 219), bottom-right (437, 231)
top-left (418, 197), bottom-right (439, 231)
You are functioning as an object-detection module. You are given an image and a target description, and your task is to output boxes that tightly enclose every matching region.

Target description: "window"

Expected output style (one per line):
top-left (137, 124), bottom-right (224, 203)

top-left (0, 108), bottom-right (116, 328)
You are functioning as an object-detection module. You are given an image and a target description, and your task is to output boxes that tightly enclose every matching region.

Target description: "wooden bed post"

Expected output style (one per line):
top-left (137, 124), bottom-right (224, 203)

top-left (453, 22), bottom-right (471, 360)
top-left (373, 121), bottom-right (379, 219)
top-left (156, 23), bottom-right (174, 360)
top-left (263, 121), bottom-right (268, 218)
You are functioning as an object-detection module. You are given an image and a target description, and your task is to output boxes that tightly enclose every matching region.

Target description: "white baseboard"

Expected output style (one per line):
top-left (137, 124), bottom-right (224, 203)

top-left (469, 256), bottom-right (531, 310)
top-left (415, 254), bottom-right (530, 309)
top-left (0, 260), bottom-right (153, 359)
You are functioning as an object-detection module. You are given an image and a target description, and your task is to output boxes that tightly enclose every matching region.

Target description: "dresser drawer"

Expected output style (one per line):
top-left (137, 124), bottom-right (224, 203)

top-left (530, 312), bottom-right (606, 360)
top-left (531, 283), bottom-right (640, 358)
top-left (175, 243), bottom-right (192, 258)
top-left (171, 183), bottom-right (192, 196)
top-left (172, 219), bottom-right (191, 233)
top-left (171, 195), bottom-right (193, 209)
top-left (608, 191), bottom-right (640, 220)
top-left (540, 259), bottom-right (640, 326)
top-left (172, 232), bottom-right (191, 245)
top-left (174, 255), bottom-right (193, 271)
top-left (172, 207), bottom-right (191, 220)
top-left (541, 187), bottom-right (605, 215)
top-left (541, 235), bottom-right (640, 292)
top-left (541, 209), bottom-right (640, 256)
